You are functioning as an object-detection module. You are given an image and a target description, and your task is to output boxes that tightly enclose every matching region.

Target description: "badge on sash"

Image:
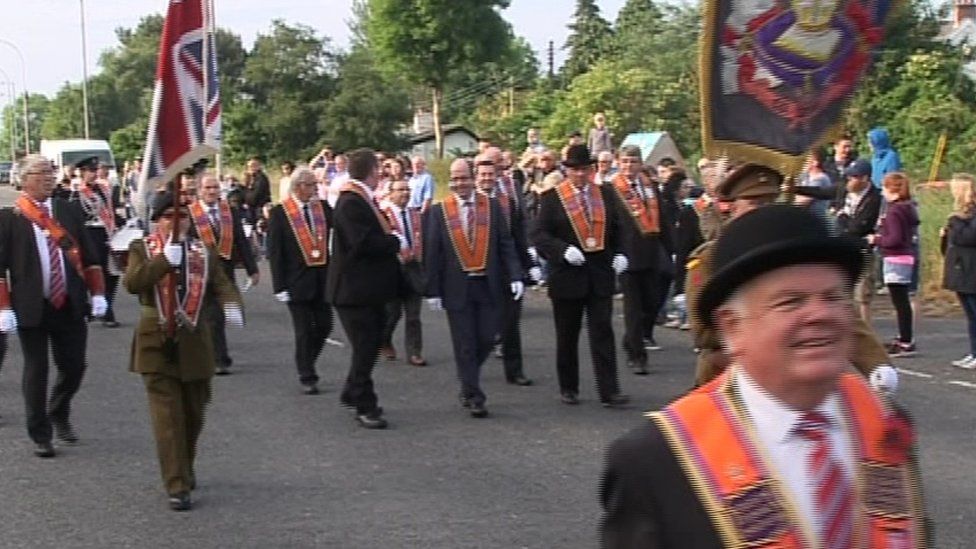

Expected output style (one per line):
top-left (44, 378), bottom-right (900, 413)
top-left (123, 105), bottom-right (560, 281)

top-left (585, 237), bottom-right (598, 250)
top-left (311, 249), bottom-right (322, 259)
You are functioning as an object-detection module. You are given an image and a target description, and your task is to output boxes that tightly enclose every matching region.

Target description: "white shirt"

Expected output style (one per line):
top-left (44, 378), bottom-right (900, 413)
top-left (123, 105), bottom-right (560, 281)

top-left (843, 185), bottom-right (871, 217)
top-left (30, 198), bottom-right (66, 299)
top-left (455, 194), bottom-right (475, 236)
top-left (734, 368), bottom-right (855, 540)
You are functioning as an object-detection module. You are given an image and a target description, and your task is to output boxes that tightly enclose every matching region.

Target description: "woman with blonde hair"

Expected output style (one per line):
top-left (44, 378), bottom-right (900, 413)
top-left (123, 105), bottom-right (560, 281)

top-left (867, 172), bottom-right (919, 356)
top-left (942, 173), bottom-right (976, 368)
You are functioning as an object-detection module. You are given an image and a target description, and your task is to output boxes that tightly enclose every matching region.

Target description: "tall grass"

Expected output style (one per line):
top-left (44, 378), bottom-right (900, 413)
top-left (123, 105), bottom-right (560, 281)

top-left (916, 184), bottom-right (956, 311)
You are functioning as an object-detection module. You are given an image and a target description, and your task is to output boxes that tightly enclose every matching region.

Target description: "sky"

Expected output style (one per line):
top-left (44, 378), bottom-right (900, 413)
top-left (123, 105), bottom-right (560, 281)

top-left (0, 0), bottom-right (628, 99)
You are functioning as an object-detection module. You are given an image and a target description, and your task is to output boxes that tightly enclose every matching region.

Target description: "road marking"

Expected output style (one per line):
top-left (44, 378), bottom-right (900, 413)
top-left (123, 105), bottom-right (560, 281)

top-left (896, 368), bottom-right (933, 379)
top-left (947, 380), bottom-right (976, 389)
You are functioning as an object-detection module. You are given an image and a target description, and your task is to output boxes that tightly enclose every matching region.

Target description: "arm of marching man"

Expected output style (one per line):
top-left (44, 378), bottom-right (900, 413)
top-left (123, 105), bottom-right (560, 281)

top-left (492, 200), bottom-right (522, 284)
top-left (66, 200), bottom-right (106, 297)
top-left (232, 206), bottom-right (259, 277)
top-left (422, 205), bottom-right (444, 298)
top-left (335, 195), bottom-right (400, 259)
top-left (510, 198), bottom-right (533, 274)
top-left (600, 426), bottom-right (665, 549)
top-left (123, 239), bottom-right (172, 294)
top-left (528, 189), bottom-right (572, 263)
top-left (0, 209), bottom-right (12, 311)
top-left (265, 205), bottom-right (288, 294)
top-left (208, 246), bottom-right (243, 308)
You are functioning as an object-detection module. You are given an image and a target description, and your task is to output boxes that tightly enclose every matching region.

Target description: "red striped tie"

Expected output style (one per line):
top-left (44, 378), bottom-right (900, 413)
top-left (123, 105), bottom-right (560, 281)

top-left (41, 204), bottom-right (67, 309)
top-left (796, 411), bottom-right (854, 549)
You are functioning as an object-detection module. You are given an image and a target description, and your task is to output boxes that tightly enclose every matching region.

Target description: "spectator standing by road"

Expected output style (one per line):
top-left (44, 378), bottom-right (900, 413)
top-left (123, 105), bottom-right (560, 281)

top-left (868, 128), bottom-right (901, 189)
top-left (588, 112), bottom-right (613, 156)
top-left (408, 156), bottom-right (434, 214)
top-left (942, 174), bottom-right (976, 369)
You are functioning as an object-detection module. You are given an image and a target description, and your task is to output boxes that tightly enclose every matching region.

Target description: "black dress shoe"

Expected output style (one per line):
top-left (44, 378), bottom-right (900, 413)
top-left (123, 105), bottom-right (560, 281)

top-left (102, 320), bottom-right (121, 328)
top-left (507, 375), bottom-right (534, 386)
top-left (469, 403), bottom-right (489, 418)
top-left (215, 365), bottom-right (231, 376)
top-left (34, 442), bottom-right (55, 458)
top-left (601, 393), bottom-right (631, 408)
top-left (459, 394), bottom-right (471, 408)
top-left (628, 360), bottom-right (649, 375)
top-left (53, 421), bottom-right (79, 444)
top-left (168, 492), bottom-right (192, 511)
top-left (560, 392), bottom-right (579, 405)
top-left (355, 411), bottom-right (388, 429)
top-left (301, 383), bottom-right (320, 395)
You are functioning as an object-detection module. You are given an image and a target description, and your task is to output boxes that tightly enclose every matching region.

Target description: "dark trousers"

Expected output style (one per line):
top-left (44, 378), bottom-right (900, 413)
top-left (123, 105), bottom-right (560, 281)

top-left (142, 373), bottom-right (210, 495)
top-left (102, 273), bottom-right (120, 322)
top-left (286, 300), bottom-right (333, 385)
top-left (887, 283), bottom-right (913, 343)
top-left (640, 270), bottom-right (672, 340)
top-left (498, 293), bottom-right (526, 381)
top-left (381, 293), bottom-right (423, 357)
top-left (621, 270), bottom-right (658, 363)
top-left (958, 292), bottom-right (976, 356)
top-left (550, 294), bottom-right (620, 401)
top-left (207, 262), bottom-right (239, 368)
top-left (336, 304), bottom-right (385, 414)
top-left (445, 279), bottom-right (499, 406)
top-left (18, 302), bottom-right (88, 443)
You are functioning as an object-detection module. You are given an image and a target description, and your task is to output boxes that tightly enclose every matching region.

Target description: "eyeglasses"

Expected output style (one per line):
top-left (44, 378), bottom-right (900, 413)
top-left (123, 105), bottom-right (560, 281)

top-left (391, 187), bottom-right (410, 192)
top-left (449, 177), bottom-right (472, 183)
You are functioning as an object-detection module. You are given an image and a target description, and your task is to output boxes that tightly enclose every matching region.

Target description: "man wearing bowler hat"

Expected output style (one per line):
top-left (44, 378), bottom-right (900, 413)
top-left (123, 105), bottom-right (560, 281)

top-left (531, 144), bottom-right (630, 407)
top-left (600, 204), bottom-right (927, 548)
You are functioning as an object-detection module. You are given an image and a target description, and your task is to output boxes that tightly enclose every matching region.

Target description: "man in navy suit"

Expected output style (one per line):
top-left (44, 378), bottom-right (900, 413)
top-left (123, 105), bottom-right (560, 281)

top-left (424, 158), bottom-right (523, 418)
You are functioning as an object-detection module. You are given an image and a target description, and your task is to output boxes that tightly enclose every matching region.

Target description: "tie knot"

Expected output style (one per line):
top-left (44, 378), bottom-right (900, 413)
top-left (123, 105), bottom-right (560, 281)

top-left (795, 411), bottom-right (830, 440)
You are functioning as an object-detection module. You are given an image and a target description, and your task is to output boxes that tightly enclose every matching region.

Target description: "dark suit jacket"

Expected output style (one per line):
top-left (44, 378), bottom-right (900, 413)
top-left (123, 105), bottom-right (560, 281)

top-left (530, 184), bottom-right (623, 300)
top-left (608, 184), bottom-right (674, 273)
top-left (835, 184), bottom-right (882, 247)
top-left (600, 423), bottom-right (724, 549)
top-left (244, 171), bottom-right (272, 213)
top-left (326, 190), bottom-right (401, 306)
top-left (188, 204), bottom-right (258, 277)
top-left (267, 201), bottom-right (332, 303)
top-left (0, 199), bottom-right (101, 327)
top-left (424, 198), bottom-right (521, 311)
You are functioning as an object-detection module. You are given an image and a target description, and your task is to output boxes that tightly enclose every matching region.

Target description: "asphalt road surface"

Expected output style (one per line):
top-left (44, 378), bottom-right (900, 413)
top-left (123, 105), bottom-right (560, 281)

top-left (0, 185), bottom-right (973, 548)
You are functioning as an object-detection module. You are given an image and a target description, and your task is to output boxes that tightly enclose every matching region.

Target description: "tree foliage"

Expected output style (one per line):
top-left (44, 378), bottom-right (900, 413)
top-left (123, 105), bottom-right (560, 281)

top-left (0, 93), bottom-right (49, 158)
top-left (562, 0), bottom-right (613, 82)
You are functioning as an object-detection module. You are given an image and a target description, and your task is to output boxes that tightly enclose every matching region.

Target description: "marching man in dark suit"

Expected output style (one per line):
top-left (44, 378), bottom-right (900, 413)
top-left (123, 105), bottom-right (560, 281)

top-left (125, 185), bottom-right (243, 512)
top-left (530, 145), bottom-right (630, 408)
top-left (0, 154), bottom-right (108, 457)
top-left (601, 205), bottom-right (927, 548)
top-left (608, 145), bottom-right (674, 375)
top-left (425, 158), bottom-right (523, 418)
top-left (327, 149), bottom-right (402, 429)
top-left (267, 166), bottom-right (333, 394)
top-left (70, 156), bottom-right (122, 327)
top-left (189, 173), bottom-right (259, 375)
top-left (381, 179), bottom-right (427, 367)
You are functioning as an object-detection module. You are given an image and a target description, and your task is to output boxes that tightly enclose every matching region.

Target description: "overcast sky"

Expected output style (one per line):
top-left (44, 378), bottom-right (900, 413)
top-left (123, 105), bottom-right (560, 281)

top-left (0, 0), bottom-right (627, 99)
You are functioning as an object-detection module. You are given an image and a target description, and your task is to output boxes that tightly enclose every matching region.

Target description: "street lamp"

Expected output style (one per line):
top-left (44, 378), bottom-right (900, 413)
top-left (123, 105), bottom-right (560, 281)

top-left (0, 39), bottom-right (30, 154)
top-left (80, 0), bottom-right (91, 139)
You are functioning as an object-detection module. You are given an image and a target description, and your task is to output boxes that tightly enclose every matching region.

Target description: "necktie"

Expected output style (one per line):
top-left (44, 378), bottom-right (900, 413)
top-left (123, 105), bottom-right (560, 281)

top-left (633, 181), bottom-right (645, 202)
top-left (465, 202), bottom-right (475, 242)
top-left (303, 203), bottom-right (314, 237)
top-left (41, 203), bottom-right (67, 309)
top-left (580, 189), bottom-right (592, 224)
top-left (795, 411), bottom-right (854, 548)
top-left (208, 206), bottom-right (220, 239)
top-left (400, 209), bottom-right (413, 249)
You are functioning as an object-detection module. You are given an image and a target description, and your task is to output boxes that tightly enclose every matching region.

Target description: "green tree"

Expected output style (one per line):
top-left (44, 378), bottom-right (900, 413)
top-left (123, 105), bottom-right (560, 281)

top-left (318, 47), bottom-right (411, 153)
top-left (613, 0), bottom-right (664, 59)
top-left (0, 93), bottom-right (49, 157)
top-left (562, 0), bottom-right (613, 82)
top-left (40, 83), bottom-right (86, 140)
top-left (366, 0), bottom-right (512, 157)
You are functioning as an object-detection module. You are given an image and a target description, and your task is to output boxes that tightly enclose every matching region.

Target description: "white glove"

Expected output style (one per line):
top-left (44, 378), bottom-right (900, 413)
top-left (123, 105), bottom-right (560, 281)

top-left (427, 297), bottom-right (443, 311)
top-left (869, 364), bottom-right (899, 394)
top-left (563, 246), bottom-right (585, 266)
top-left (274, 291), bottom-right (291, 303)
top-left (0, 309), bottom-right (17, 333)
top-left (90, 295), bottom-right (108, 317)
top-left (612, 254), bottom-right (629, 275)
top-left (528, 266), bottom-right (543, 283)
top-left (510, 281), bottom-right (524, 301)
top-left (528, 246), bottom-right (539, 263)
top-left (164, 244), bottom-right (183, 267)
top-left (224, 303), bottom-right (244, 327)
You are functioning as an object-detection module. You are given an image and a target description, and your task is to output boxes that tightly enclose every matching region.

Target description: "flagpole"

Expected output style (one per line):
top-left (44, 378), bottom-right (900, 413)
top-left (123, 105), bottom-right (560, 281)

top-left (207, 0), bottom-right (222, 179)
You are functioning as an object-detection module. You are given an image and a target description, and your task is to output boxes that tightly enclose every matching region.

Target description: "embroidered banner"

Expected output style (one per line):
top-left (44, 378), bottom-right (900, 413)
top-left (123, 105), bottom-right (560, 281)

top-left (700, 0), bottom-right (891, 172)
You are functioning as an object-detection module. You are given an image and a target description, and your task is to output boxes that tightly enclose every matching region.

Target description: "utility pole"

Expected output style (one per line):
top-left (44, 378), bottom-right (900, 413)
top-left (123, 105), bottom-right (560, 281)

top-left (508, 75), bottom-right (514, 116)
top-left (547, 40), bottom-right (555, 80)
top-left (80, 0), bottom-right (91, 139)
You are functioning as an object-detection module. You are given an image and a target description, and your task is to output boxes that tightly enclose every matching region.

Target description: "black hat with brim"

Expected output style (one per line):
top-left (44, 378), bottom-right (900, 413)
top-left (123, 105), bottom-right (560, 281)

top-left (696, 204), bottom-right (864, 328)
top-left (149, 190), bottom-right (187, 221)
top-left (74, 156), bottom-right (100, 171)
top-left (562, 144), bottom-right (595, 168)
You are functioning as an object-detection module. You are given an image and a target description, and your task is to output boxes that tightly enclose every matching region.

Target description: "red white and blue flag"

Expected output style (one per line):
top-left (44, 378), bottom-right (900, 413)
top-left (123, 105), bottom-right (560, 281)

top-left (137, 0), bottom-right (220, 219)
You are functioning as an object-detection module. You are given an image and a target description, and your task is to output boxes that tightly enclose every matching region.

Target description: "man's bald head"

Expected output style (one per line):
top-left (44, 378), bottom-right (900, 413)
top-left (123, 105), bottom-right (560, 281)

top-left (449, 158), bottom-right (475, 200)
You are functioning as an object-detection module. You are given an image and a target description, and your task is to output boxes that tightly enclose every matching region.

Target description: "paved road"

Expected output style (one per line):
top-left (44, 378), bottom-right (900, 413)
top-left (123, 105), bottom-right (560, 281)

top-left (0, 185), bottom-right (972, 547)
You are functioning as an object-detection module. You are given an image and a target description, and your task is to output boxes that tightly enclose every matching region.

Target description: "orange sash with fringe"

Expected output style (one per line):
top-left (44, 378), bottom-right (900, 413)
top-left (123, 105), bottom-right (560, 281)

top-left (556, 180), bottom-right (605, 252)
top-left (650, 371), bottom-right (925, 548)
top-left (190, 201), bottom-right (234, 260)
top-left (611, 173), bottom-right (660, 235)
top-left (282, 197), bottom-right (328, 266)
top-left (15, 195), bottom-right (87, 283)
top-left (145, 234), bottom-right (208, 329)
top-left (386, 206), bottom-right (423, 263)
top-left (442, 193), bottom-right (490, 272)
top-left (79, 182), bottom-right (116, 233)
top-left (339, 181), bottom-right (392, 234)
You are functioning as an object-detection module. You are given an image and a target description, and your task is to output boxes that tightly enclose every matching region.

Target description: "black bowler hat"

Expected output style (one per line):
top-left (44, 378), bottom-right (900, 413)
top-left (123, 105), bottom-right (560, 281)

top-left (74, 156), bottom-right (100, 171)
top-left (562, 144), bottom-right (595, 168)
top-left (696, 204), bottom-right (864, 328)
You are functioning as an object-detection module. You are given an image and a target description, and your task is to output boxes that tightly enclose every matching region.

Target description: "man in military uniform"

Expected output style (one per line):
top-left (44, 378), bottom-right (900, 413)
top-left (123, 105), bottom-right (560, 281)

top-left (124, 186), bottom-right (243, 511)
top-left (189, 173), bottom-right (259, 375)
top-left (70, 156), bottom-right (123, 327)
top-left (685, 164), bottom-right (893, 387)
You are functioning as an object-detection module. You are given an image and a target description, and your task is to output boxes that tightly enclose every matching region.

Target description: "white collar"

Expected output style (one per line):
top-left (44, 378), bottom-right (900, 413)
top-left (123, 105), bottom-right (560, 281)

top-left (348, 179), bottom-right (374, 199)
top-left (200, 199), bottom-right (219, 210)
top-left (733, 367), bottom-right (842, 445)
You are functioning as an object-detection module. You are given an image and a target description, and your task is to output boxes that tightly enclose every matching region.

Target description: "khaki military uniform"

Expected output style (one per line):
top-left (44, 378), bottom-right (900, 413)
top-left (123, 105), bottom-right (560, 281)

top-left (124, 238), bottom-right (241, 496)
top-left (687, 232), bottom-right (890, 387)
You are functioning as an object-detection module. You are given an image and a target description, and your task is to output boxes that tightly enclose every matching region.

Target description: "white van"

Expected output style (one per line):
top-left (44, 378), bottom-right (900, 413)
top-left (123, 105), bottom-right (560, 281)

top-left (40, 139), bottom-right (118, 182)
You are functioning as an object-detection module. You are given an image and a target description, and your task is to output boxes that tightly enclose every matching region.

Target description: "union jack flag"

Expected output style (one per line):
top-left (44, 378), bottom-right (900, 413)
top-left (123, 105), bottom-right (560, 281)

top-left (137, 0), bottom-right (220, 220)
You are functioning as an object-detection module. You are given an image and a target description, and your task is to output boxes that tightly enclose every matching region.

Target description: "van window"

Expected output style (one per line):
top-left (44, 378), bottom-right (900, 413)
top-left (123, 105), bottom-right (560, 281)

top-left (61, 150), bottom-right (115, 169)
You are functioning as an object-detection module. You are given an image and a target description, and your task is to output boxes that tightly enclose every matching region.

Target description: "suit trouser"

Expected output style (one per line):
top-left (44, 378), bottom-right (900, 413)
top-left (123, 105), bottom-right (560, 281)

top-left (381, 293), bottom-right (423, 357)
top-left (621, 270), bottom-right (658, 363)
top-left (89, 228), bottom-right (120, 322)
top-left (286, 300), bottom-right (333, 385)
top-left (497, 293), bottom-right (527, 381)
top-left (206, 262), bottom-right (239, 368)
top-left (641, 270), bottom-right (672, 341)
top-left (142, 373), bottom-right (211, 495)
top-left (445, 279), bottom-right (498, 406)
top-left (550, 294), bottom-right (620, 401)
top-left (336, 304), bottom-right (385, 414)
top-left (18, 302), bottom-right (88, 443)
top-left (0, 333), bottom-right (7, 377)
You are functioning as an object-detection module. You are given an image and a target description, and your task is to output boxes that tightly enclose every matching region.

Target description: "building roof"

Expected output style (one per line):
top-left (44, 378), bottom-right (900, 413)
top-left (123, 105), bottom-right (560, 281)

top-left (408, 124), bottom-right (478, 145)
